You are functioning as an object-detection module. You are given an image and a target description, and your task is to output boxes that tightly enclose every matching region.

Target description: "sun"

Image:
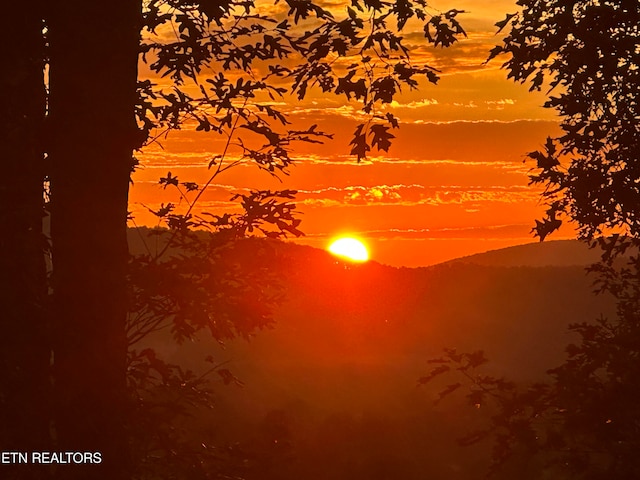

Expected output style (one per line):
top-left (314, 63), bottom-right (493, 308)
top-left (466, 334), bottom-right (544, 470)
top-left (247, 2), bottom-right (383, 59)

top-left (328, 237), bottom-right (370, 262)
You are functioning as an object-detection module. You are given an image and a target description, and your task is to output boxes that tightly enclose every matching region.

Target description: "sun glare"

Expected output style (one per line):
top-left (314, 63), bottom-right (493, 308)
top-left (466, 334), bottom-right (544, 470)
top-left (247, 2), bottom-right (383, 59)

top-left (328, 237), bottom-right (370, 262)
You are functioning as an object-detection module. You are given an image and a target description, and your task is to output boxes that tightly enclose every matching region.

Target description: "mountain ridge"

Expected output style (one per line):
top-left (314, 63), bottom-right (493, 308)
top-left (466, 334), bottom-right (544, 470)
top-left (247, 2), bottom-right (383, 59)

top-left (130, 228), bottom-right (616, 480)
top-left (438, 239), bottom-right (598, 268)
top-left (127, 226), bottom-right (598, 269)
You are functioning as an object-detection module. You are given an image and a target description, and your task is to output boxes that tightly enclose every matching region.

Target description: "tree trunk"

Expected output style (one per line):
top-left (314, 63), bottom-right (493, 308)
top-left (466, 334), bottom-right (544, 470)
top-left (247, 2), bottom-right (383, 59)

top-left (48, 2), bottom-right (140, 479)
top-left (0, 2), bottom-right (51, 479)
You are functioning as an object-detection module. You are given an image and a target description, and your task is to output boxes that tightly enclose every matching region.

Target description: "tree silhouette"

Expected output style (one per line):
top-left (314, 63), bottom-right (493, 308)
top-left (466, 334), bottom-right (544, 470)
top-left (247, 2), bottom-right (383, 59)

top-left (488, 0), bottom-right (640, 243)
top-left (46, 2), bottom-right (141, 479)
top-left (0, 3), bottom-right (50, 480)
top-left (127, 2), bottom-right (466, 475)
top-left (2, 1), bottom-right (466, 479)
top-left (425, 2), bottom-right (640, 478)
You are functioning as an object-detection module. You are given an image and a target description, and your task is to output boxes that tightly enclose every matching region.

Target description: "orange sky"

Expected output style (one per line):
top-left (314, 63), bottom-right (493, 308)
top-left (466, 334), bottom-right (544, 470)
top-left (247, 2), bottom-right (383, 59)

top-left (131, 0), bottom-right (572, 266)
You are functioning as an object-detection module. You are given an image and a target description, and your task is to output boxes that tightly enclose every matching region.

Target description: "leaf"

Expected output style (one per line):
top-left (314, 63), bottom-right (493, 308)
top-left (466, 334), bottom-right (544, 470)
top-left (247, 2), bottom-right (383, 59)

top-left (182, 181), bottom-right (199, 192)
top-left (528, 149), bottom-right (559, 170)
top-left (486, 45), bottom-right (503, 63)
top-left (370, 124), bottom-right (395, 152)
top-left (418, 364), bottom-right (450, 384)
top-left (159, 171), bottom-right (179, 188)
top-left (532, 217), bottom-right (562, 242)
top-left (371, 76), bottom-right (396, 103)
top-left (435, 383), bottom-right (462, 404)
top-left (466, 350), bottom-right (488, 368)
top-left (335, 72), bottom-right (367, 101)
top-left (385, 112), bottom-right (399, 129)
top-left (495, 12), bottom-right (516, 34)
top-left (349, 124), bottom-right (370, 161)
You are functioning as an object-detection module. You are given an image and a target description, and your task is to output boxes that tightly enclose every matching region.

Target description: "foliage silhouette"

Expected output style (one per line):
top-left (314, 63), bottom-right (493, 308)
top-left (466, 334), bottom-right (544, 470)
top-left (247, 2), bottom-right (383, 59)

top-left (142, 240), bottom-right (611, 480)
top-left (123, 1), bottom-right (469, 475)
top-left (488, 0), bottom-right (640, 243)
top-left (425, 2), bottom-right (640, 478)
top-left (0, 1), bottom-right (468, 479)
top-left (138, 0), bottom-right (467, 162)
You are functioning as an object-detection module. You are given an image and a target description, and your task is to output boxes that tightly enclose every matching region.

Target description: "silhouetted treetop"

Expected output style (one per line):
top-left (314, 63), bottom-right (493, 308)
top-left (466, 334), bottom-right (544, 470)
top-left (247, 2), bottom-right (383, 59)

top-left (128, 2), bottom-right (469, 476)
top-left (138, 0), bottom-right (467, 161)
top-left (422, 5), bottom-right (640, 479)
top-left (490, 0), bottom-right (639, 242)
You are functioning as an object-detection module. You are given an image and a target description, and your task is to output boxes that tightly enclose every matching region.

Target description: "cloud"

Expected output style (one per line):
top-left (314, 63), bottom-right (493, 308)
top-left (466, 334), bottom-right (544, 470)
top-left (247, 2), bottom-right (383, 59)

top-left (303, 223), bottom-right (537, 240)
top-left (294, 184), bottom-right (538, 208)
top-left (386, 98), bottom-right (440, 109)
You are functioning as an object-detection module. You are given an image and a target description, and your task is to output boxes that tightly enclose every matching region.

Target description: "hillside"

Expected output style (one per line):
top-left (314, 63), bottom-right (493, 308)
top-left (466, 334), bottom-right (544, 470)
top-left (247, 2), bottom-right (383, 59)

top-left (442, 239), bottom-right (599, 267)
top-left (131, 231), bottom-right (616, 480)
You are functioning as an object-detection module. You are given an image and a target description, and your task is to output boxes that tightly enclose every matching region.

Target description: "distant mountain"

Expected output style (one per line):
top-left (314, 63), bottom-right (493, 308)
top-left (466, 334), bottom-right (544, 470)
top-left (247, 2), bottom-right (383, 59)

top-left (130, 232), bottom-right (613, 378)
top-left (129, 229), bottom-right (617, 480)
top-left (235, 240), bottom-right (612, 379)
top-left (127, 226), bottom-right (596, 268)
top-left (443, 239), bottom-right (599, 267)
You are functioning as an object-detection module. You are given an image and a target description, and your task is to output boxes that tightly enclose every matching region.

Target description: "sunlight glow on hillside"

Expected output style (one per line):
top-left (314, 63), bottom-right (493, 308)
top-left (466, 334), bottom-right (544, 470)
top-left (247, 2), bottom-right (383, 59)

top-left (328, 237), bottom-right (370, 262)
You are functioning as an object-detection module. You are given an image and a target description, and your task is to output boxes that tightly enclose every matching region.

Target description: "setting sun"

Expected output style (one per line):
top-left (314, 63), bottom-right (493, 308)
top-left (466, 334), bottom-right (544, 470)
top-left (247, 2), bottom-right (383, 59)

top-left (328, 237), bottom-right (370, 262)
